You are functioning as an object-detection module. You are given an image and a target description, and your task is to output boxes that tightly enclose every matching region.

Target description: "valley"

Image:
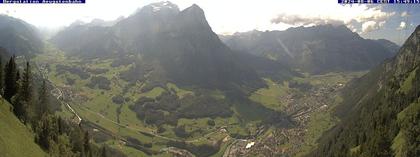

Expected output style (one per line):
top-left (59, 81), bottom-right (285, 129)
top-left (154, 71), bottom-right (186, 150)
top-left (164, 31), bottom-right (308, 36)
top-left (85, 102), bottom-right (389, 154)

top-left (34, 46), bottom-right (254, 156)
top-left (33, 45), bottom-right (365, 156)
top-left (226, 72), bottom-right (366, 156)
top-left (0, 1), bottom-right (418, 157)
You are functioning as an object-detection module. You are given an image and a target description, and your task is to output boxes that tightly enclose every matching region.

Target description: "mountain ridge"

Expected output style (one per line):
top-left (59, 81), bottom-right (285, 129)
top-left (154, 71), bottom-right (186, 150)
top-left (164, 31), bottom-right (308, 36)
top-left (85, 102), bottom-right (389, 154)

top-left (51, 3), bottom-right (297, 90)
top-left (0, 15), bottom-right (44, 57)
top-left (221, 24), bottom-right (399, 74)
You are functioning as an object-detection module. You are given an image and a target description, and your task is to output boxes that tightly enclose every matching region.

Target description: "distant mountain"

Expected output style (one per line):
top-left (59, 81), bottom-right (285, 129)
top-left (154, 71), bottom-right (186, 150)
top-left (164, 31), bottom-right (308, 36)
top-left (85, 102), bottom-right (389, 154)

top-left (51, 2), bottom-right (296, 90)
top-left (310, 25), bottom-right (420, 157)
top-left (51, 24), bottom-right (123, 58)
top-left (222, 25), bottom-right (398, 74)
top-left (0, 15), bottom-right (43, 57)
top-left (373, 38), bottom-right (400, 54)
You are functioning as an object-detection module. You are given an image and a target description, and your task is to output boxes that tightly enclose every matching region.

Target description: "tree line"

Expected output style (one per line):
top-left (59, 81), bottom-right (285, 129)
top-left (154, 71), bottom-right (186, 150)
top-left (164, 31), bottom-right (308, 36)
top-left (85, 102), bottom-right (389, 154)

top-left (0, 55), bottom-right (122, 157)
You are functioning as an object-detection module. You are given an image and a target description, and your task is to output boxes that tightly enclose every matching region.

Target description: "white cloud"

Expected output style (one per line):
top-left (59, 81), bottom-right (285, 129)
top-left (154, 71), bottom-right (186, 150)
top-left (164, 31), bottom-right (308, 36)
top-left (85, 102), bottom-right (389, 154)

top-left (353, 8), bottom-right (395, 23)
top-left (401, 11), bottom-right (409, 17)
top-left (347, 24), bottom-right (358, 32)
top-left (0, 0), bottom-right (397, 34)
top-left (269, 2), bottom-right (394, 34)
top-left (397, 21), bottom-right (407, 30)
top-left (271, 14), bottom-right (344, 26)
top-left (362, 21), bottom-right (378, 33)
top-left (361, 20), bottom-right (386, 33)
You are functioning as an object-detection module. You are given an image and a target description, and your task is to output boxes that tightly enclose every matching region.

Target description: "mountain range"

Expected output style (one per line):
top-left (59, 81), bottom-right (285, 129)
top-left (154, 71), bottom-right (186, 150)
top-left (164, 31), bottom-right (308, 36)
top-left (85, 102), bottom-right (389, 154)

top-left (221, 25), bottom-right (400, 74)
top-left (0, 1), bottom-right (417, 157)
top-left (51, 1), bottom-right (296, 90)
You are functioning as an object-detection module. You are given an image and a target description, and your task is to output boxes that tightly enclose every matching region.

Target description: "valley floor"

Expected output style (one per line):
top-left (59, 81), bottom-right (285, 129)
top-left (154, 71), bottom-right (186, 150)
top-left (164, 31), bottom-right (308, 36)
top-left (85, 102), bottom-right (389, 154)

top-left (224, 72), bottom-right (365, 156)
top-left (32, 46), bottom-right (365, 157)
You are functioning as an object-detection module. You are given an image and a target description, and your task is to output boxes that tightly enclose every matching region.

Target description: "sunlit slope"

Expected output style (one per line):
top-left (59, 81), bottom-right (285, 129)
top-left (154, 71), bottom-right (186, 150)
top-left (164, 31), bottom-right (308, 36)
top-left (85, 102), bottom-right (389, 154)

top-left (0, 99), bottom-right (46, 157)
top-left (310, 25), bottom-right (420, 157)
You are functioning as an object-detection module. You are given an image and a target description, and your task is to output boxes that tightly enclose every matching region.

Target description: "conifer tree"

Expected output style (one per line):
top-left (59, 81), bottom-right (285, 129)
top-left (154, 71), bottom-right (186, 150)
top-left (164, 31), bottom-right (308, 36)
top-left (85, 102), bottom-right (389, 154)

top-left (16, 61), bottom-right (34, 123)
top-left (21, 62), bottom-right (32, 102)
top-left (16, 70), bottom-right (20, 92)
top-left (84, 131), bottom-right (92, 157)
top-left (0, 56), bottom-right (3, 94)
top-left (100, 146), bottom-right (107, 157)
top-left (38, 80), bottom-right (50, 116)
top-left (4, 56), bottom-right (18, 102)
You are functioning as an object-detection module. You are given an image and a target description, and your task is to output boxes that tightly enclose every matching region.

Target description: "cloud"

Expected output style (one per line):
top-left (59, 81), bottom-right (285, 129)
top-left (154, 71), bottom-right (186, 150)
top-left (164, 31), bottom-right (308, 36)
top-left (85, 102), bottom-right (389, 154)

top-left (270, 5), bottom-right (394, 34)
top-left (353, 8), bottom-right (395, 23)
top-left (362, 21), bottom-right (377, 33)
top-left (0, 0), bottom-right (399, 34)
top-left (362, 21), bottom-right (386, 33)
top-left (271, 10), bottom-right (392, 34)
top-left (271, 14), bottom-right (344, 26)
top-left (397, 21), bottom-right (407, 30)
top-left (347, 24), bottom-right (358, 32)
top-left (401, 11), bottom-right (409, 17)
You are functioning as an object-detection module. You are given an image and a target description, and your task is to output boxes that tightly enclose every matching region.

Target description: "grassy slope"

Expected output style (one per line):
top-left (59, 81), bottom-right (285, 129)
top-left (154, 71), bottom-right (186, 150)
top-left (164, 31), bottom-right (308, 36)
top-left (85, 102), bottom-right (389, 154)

top-left (400, 67), bottom-right (417, 94)
top-left (392, 99), bottom-right (420, 157)
top-left (249, 78), bottom-right (289, 111)
top-left (0, 99), bottom-right (46, 157)
top-left (378, 66), bottom-right (418, 157)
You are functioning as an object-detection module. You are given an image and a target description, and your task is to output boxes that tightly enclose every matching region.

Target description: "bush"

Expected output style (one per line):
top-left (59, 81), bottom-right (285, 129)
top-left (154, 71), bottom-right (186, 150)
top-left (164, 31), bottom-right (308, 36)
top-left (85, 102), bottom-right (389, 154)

top-left (173, 126), bottom-right (190, 138)
top-left (87, 76), bottom-right (111, 90)
top-left (119, 64), bottom-right (145, 83)
top-left (129, 93), bottom-right (233, 127)
top-left (66, 77), bottom-right (75, 85)
top-left (167, 141), bottom-right (220, 157)
top-left (55, 64), bottom-right (90, 79)
top-left (157, 126), bottom-right (166, 133)
top-left (112, 95), bottom-right (125, 104)
top-left (207, 119), bottom-right (215, 126)
top-left (86, 68), bottom-right (108, 75)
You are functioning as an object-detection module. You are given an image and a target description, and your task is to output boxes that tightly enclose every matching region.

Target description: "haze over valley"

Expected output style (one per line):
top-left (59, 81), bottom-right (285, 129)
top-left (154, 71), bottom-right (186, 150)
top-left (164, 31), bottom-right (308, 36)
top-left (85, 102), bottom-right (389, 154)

top-left (0, 1), bottom-right (418, 157)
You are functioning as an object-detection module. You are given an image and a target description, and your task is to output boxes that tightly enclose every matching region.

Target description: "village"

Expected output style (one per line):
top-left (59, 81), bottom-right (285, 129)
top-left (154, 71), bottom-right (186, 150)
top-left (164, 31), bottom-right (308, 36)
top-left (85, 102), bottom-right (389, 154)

top-left (223, 79), bottom-right (347, 156)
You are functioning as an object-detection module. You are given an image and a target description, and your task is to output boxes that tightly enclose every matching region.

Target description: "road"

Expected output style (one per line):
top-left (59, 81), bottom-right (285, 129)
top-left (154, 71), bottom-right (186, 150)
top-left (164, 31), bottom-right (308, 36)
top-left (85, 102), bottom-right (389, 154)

top-left (51, 87), bottom-right (82, 124)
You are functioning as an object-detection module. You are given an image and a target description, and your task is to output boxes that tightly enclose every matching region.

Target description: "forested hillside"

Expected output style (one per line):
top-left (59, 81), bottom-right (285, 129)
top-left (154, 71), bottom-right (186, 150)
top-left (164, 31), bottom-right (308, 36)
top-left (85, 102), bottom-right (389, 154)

top-left (0, 15), bottom-right (43, 57)
top-left (0, 1), bottom-right (417, 157)
top-left (0, 53), bottom-right (126, 157)
top-left (310, 25), bottom-right (420, 157)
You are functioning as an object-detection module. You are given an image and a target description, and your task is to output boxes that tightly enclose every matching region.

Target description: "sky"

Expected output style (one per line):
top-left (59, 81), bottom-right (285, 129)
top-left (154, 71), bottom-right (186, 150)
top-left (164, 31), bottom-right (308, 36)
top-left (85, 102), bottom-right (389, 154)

top-left (0, 0), bottom-right (419, 44)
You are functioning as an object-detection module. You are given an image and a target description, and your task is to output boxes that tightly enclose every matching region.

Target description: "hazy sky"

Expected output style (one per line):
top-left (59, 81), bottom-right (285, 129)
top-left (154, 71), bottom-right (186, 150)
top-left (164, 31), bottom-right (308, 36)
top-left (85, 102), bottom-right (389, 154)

top-left (0, 0), bottom-right (418, 44)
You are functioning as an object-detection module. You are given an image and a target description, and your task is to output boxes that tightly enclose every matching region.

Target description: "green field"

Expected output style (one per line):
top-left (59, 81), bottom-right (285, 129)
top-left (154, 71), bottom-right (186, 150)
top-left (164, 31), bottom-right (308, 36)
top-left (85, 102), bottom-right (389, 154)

top-left (249, 78), bottom-right (289, 111)
top-left (33, 45), bottom-right (366, 157)
top-left (34, 49), bottom-right (256, 156)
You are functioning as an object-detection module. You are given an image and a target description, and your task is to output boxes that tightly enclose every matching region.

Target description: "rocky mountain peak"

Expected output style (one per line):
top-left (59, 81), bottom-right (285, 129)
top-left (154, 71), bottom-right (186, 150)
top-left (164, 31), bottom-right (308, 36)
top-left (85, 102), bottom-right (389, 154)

top-left (136, 1), bottom-right (180, 16)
